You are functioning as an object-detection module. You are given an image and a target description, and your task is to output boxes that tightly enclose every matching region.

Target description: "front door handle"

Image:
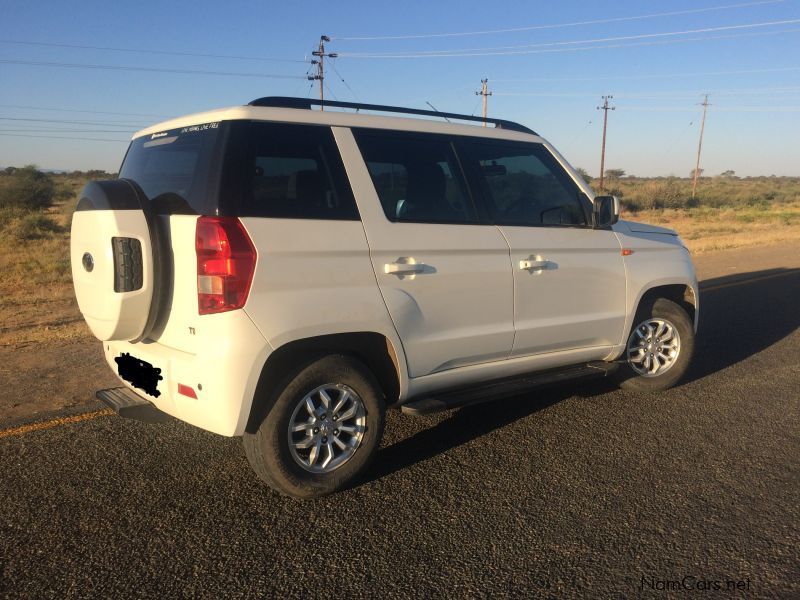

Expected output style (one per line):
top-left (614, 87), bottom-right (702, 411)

top-left (519, 257), bottom-right (549, 271)
top-left (385, 259), bottom-right (428, 276)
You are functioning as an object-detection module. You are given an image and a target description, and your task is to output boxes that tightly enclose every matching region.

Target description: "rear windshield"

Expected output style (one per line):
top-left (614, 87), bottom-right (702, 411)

top-left (119, 122), bottom-right (225, 214)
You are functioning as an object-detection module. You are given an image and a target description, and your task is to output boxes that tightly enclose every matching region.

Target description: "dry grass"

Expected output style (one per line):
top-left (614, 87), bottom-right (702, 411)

top-left (625, 202), bottom-right (800, 254)
top-left (600, 175), bottom-right (800, 211)
top-left (0, 188), bottom-right (89, 347)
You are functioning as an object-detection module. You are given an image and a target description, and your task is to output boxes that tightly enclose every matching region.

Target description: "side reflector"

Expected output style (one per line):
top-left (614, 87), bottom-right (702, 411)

top-left (621, 248), bottom-right (634, 256)
top-left (177, 383), bottom-right (198, 399)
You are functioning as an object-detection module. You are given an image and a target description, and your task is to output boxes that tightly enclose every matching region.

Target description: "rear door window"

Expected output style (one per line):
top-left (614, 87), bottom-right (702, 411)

top-left (353, 130), bottom-right (478, 224)
top-left (460, 140), bottom-right (590, 227)
top-left (227, 122), bottom-right (358, 220)
top-left (119, 122), bottom-right (223, 214)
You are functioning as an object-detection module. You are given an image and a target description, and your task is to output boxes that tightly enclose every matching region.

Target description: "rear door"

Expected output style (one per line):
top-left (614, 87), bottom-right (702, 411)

top-left (219, 121), bottom-right (387, 352)
top-left (460, 139), bottom-right (627, 358)
top-left (334, 128), bottom-right (515, 378)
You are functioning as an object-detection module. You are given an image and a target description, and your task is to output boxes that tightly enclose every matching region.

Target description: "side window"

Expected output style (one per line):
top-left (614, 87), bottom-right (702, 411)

top-left (238, 122), bottom-right (358, 220)
top-left (354, 130), bottom-right (477, 224)
top-left (463, 141), bottom-right (588, 226)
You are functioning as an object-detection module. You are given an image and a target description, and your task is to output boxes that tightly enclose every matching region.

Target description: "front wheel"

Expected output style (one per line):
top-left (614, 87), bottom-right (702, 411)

top-left (614, 297), bottom-right (695, 392)
top-left (243, 354), bottom-right (385, 499)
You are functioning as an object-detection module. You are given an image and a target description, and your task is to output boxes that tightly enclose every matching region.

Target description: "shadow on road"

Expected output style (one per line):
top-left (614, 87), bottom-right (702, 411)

top-left (366, 267), bottom-right (800, 485)
top-left (689, 267), bottom-right (800, 382)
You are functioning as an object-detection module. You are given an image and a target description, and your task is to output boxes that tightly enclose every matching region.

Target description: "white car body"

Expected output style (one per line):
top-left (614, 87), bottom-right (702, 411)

top-left (73, 101), bottom-right (698, 438)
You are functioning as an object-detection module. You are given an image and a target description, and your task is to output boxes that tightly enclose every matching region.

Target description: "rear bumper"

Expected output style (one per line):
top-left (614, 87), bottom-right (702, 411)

top-left (102, 309), bottom-right (272, 436)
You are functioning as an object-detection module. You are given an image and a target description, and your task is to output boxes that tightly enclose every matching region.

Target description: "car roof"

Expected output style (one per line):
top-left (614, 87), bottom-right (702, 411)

top-left (132, 104), bottom-right (544, 145)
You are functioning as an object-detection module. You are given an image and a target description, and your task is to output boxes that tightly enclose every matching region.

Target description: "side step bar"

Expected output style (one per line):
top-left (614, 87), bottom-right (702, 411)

top-left (400, 361), bottom-right (617, 416)
top-left (96, 387), bottom-right (172, 424)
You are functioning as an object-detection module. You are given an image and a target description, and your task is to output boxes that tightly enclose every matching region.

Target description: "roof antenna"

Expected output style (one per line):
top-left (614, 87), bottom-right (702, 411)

top-left (425, 101), bottom-right (451, 123)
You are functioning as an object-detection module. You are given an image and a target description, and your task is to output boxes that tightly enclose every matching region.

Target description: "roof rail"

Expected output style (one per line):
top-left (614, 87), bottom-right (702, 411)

top-left (247, 96), bottom-right (537, 135)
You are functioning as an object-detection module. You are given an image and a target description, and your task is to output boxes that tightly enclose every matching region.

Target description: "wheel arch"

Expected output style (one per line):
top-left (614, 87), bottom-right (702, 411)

top-left (245, 331), bottom-right (403, 434)
top-left (636, 283), bottom-right (698, 329)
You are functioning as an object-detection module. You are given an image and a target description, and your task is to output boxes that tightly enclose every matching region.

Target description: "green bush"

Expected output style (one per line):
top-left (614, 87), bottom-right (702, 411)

top-left (11, 213), bottom-right (63, 240)
top-left (620, 198), bottom-right (642, 213)
top-left (635, 179), bottom-right (686, 209)
top-left (0, 165), bottom-right (55, 210)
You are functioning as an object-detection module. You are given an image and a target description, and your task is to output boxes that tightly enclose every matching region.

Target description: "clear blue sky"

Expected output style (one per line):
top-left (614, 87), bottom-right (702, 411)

top-left (1, 0), bottom-right (798, 176)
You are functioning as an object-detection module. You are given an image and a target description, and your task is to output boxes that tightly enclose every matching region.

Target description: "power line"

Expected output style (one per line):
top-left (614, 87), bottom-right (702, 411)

top-left (0, 133), bottom-right (128, 142)
top-left (332, 0), bottom-right (784, 40)
top-left (614, 105), bottom-right (800, 111)
top-left (0, 39), bottom-right (306, 63)
top-left (713, 106), bottom-right (800, 110)
top-left (0, 103), bottom-right (171, 118)
top-left (338, 19), bottom-right (800, 57)
top-left (491, 66), bottom-right (800, 83)
top-left (337, 27), bottom-right (800, 59)
top-left (0, 117), bottom-right (148, 127)
top-left (291, 63), bottom-right (317, 96)
top-left (469, 97), bottom-right (482, 116)
top-left (0, 59), bottom-right (307, 79)
top-left (329, 59), bottom-right (361, 101)
top-left (660, 117), bottom-right (699, 161)
top-left (324, 81), bottom-right (340, 102)
top-left (391, 18), bottom-right (800, 55)
top-left (493, 86), bottom-right (800, 99)
top-left (562, 118), bottom-right (594, 153)
top-left (0, 128), bottom-right (134, 133)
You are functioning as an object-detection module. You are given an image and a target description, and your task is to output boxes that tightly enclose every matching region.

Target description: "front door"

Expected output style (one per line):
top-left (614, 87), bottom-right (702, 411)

top-left (460, 138), bottom-right (627, 357)
top-left (334, 127), bottom-right (515, 378)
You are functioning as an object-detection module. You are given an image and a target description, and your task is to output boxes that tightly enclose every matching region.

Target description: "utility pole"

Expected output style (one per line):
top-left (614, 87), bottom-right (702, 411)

top-left (309, 35), bottom-right (337, 110)
top-left (475, 78), bottom-right (492, 126)
top-left (597, 95), bottom-right (615, 191)
top-left (692, 94), bottom-right (711, 198)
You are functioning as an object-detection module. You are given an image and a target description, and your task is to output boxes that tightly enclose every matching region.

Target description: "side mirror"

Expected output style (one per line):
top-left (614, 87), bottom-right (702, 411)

top-left (593, 195), bottom-right (619, 228)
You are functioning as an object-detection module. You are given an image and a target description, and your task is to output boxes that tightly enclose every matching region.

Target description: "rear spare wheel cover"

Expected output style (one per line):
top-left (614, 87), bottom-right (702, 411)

top-left (70, 179), bottom-right (162, 342)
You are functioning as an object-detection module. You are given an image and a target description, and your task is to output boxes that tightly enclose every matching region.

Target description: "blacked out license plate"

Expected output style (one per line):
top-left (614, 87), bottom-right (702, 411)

top-left (115, 352), bottom-right (163, 398)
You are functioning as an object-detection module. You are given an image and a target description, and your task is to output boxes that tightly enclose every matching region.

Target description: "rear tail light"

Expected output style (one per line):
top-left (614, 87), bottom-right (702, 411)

top-left (196, 216), bottom-right (256, 315)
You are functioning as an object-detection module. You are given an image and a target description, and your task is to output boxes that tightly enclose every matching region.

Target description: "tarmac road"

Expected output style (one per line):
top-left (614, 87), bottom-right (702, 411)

top-left (1, 260), bottom-right (798, 597)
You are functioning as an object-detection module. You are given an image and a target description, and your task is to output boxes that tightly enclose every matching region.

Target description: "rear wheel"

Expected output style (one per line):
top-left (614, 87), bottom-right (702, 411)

top-left (615, 297), bottom-right (694, 392)
top-left (243, 354), bottom-right (385, 498)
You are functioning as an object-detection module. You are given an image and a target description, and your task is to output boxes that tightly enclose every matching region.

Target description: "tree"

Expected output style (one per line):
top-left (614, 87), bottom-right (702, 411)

top-left (604, 168), bottom-right (626, 180)
top-left (720, 170), bottom-right (736, 178)
top-left (0, 165), bottom-right (55, 210)
top-left (575, 167), bottom-right (592, 182)
top-left (690, 168), bottom-right (704, 179)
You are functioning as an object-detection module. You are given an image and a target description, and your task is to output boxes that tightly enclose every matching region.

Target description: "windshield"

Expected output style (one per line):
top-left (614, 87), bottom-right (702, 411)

top-left (119, 122), bottom-right (225, 214)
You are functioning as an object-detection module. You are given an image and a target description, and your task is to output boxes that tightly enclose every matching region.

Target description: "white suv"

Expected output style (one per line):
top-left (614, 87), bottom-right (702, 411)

top-left (71, 97), bottom-right (699, 498)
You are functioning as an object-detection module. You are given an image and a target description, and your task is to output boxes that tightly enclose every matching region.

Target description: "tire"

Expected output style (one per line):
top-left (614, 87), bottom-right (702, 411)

top-left (614, 297), bottom-right (695, 392)
top-left (242, 354), bottom-right (385, 499)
